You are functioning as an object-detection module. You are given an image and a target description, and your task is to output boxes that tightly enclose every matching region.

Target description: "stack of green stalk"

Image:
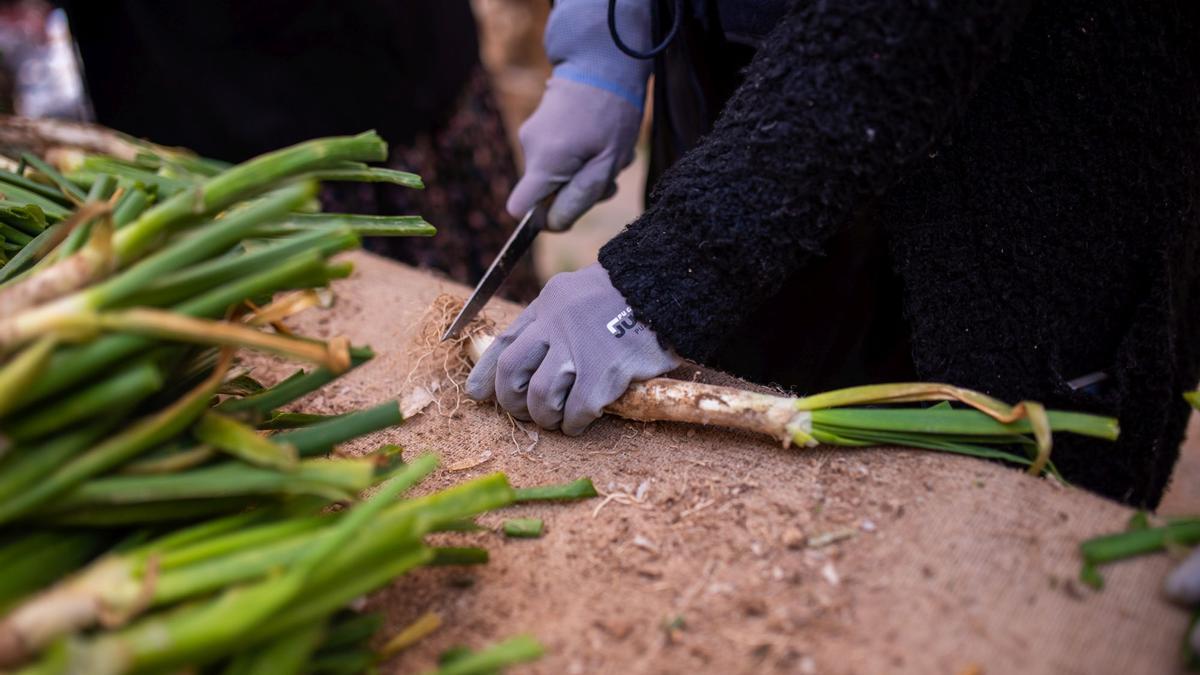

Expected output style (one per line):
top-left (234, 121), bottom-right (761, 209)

top-left (0, 132), bottom-right (430, 529)
top-left (0, 132), bottom-right (579, 673)
top-left (3, 455), bottom-right (576, 674)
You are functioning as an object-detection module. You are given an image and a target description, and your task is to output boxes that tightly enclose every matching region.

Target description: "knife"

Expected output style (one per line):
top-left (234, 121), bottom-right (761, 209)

top-left (441, 196), bottom-right (553, 341)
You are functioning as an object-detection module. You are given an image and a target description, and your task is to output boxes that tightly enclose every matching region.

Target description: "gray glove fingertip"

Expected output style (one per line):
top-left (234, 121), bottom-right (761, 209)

top-left (561, 401), bottom-right (604, 437)
top-left (494, 335), bottom-right (550, 420)
top-left (546, 157), bottom-right (614, 231)
top-left (560, 372), bottom-right (623, 437)
top-left (526, 348), bottom-right (576, 430)
top-left (507, 171), bottom-right (553, 220)
top-left (465, 306), bottom-right (538, 401)
top-left (465, 340), bottom-right (503, 401)
top-left (546, 192), bottom-right (596, 232)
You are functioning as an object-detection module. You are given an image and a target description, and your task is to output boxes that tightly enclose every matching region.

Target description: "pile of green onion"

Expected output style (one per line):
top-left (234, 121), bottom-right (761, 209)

top-left (0, 132), bottom-right (583, 673)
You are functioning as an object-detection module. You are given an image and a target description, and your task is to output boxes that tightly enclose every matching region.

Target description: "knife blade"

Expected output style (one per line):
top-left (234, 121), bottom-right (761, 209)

top-left (441, 198), bottom-right (552, 341)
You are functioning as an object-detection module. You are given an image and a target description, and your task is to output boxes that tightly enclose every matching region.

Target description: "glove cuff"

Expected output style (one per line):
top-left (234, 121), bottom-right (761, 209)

top-left (551, 64), bottom-right (648, 111)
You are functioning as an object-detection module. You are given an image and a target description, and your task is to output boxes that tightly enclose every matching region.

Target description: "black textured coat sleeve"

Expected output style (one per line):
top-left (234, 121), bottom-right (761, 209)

top-left (599, 0), bottom-right (1032, 360)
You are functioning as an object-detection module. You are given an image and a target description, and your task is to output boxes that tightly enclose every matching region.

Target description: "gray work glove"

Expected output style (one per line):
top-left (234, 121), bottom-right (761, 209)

top-left (465, 263), bottom-right (679, 436)
top-left (507, 78), bottom-right (643, 231)
top-left (1166, 547), bottom-right (1200, 653)
top-left (508, 0), bottom-right (652, 231)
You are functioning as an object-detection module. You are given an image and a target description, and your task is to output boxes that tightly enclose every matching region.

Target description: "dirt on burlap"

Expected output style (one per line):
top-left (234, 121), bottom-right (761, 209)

top-left (252, 252), bottom-right (1194, 675)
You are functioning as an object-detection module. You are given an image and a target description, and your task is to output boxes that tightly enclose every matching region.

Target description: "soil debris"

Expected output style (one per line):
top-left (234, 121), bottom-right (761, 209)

top-left (807, 528), bottom-right (858, 549)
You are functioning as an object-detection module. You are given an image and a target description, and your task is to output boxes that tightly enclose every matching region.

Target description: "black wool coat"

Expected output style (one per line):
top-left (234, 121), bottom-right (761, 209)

top-left (598, 0), bottom-right (1200, 508)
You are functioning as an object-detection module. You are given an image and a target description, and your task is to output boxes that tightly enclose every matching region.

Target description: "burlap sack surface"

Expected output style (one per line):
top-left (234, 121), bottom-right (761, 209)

top-left (267, 252), bottom-right (1190, 675)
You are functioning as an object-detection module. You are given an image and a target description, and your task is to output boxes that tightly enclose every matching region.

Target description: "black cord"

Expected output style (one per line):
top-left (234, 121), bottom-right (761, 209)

top-left (608, 0), bottom-right (683, 59)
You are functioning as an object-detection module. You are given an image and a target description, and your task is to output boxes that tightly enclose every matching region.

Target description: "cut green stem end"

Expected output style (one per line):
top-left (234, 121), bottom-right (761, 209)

top-left (502, 518), bottom-right (544, 538)
top-left (513, 478), bottom-right (598, 502)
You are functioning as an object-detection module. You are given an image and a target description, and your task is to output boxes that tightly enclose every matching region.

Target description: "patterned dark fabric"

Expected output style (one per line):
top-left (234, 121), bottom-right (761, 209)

top-left (321, 68), bottom-right (538, 304)
top-left (64, 0), bottom-right (479, 161)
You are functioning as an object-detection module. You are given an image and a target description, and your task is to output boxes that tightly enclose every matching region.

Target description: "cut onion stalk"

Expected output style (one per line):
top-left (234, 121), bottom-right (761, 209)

top-left (0, 202), bottom-right (112, 317)
top-left (30, 308), bottom-right (353, 374)
top-left (465, 333), bottom-right (1117, 477)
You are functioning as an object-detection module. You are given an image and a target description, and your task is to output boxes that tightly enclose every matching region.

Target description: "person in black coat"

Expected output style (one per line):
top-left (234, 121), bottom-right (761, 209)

top-left (468, 0), bottom-right (1200, 512)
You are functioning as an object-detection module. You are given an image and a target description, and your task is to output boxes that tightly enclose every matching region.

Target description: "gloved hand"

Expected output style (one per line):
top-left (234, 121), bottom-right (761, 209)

top-left (1166, 547), bottom-right (1200, 652)
top-left (465, 263), bottom-right (679, 436)
top-left (507, 78), bottom-right (643, 231)
top-left (508, 0), bottom-right (653, 231)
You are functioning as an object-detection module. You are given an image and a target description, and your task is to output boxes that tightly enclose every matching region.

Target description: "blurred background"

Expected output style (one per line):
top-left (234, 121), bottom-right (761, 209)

top-left (0, 0), bottom-right (642, 284)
